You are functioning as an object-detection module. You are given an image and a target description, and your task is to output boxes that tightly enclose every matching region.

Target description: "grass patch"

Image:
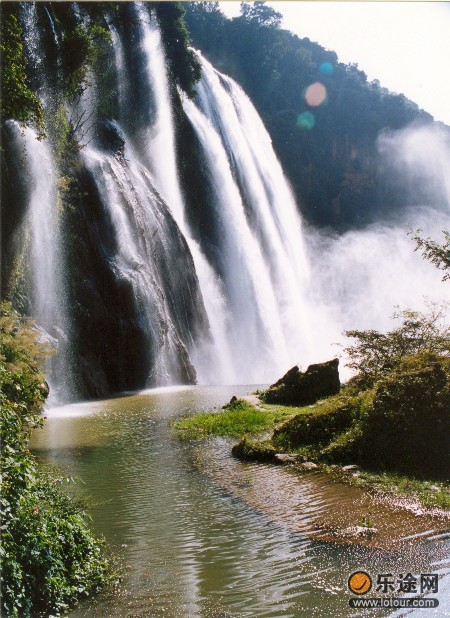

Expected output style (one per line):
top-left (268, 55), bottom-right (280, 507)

top-left (258, 400), bottom-right (318, 416)
top-left (171, 398), bottom-right (295, 440)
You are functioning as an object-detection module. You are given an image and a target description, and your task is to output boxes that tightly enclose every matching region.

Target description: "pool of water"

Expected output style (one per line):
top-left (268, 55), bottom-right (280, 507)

top-left (30, 385), bottom-right (449, 617)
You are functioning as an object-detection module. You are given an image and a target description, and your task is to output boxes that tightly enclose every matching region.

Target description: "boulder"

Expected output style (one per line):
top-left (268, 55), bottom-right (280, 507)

top-left (274, 453), bottom-right (299, 464)
top-left (95, 119), bottom-right (126, 155)
top-left (263, 359), bottom-right (340, 406)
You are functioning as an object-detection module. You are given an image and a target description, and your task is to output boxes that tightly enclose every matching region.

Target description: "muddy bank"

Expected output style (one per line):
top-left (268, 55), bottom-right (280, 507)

top-left (192, 438), bottom-right (449, 552)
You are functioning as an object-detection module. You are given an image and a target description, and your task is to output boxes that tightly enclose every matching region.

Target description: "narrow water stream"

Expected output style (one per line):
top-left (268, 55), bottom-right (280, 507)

top-left (30, 386), bottom-right (449, 617)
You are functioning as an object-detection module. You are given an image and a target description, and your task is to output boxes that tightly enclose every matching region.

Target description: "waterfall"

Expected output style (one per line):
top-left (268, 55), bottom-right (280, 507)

top-left (3, 122), bottom-right (73, 403)
top-left (182, 54), bottom-right (314, 383)
top-left (3, 2), bottom-right (449, 401)
top-left (5, 4), bottom-right (317, 396)
top-left (102, 5), bottom-right (235, 384)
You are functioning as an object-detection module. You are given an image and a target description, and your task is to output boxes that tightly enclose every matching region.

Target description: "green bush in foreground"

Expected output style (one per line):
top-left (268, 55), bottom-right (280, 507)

top-left (324, 355), bottom-right (450, 478)
top-left (1, 302), bottom-right (111, 617)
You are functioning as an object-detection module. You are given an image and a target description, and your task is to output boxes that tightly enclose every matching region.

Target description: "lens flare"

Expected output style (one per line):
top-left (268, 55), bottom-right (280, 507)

top-left (319, 62), bottom-right (334, 76)
top-left (305, 82), bottom-right (327, 107)
top-left (296, 111), bottom-right (315, 130)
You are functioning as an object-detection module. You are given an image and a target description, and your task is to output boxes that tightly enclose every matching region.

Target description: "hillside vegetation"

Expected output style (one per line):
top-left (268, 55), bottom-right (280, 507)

top-left (185, 1), bottom-right (445, 230)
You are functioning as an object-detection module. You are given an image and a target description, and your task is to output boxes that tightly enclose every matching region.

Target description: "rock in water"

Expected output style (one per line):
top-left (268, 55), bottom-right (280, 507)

top-left (263, 359), bottom-right (340, 405)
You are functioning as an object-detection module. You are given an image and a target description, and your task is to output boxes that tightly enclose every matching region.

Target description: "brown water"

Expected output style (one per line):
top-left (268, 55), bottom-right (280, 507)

top-left (30, 385), bottom-right (450, 617)
top-left (195, 442), bottom-right (449, 551)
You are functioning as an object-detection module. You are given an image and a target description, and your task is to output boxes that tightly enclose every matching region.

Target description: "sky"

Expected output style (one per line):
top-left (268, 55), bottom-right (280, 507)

top-left (218, 1), bottom-right (450, 126)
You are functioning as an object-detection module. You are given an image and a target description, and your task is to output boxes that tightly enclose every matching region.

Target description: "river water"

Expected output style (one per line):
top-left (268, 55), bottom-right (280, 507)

top-left (30, 386), bottom-right (449, 617)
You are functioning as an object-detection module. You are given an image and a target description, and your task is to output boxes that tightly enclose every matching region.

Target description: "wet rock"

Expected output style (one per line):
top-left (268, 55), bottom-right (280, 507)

top-left (262, 359), bottom-right (340, 406)
top-left (342, 464), bottom-right (359, 472)
top-left (298, 461), bottom-right (318, 471)
top-left (274, 453), bottom-right (298, 464)
top-left (95, 119), bottom-right (126, 155)
top-left (223, 395), bottom-right (238, 409)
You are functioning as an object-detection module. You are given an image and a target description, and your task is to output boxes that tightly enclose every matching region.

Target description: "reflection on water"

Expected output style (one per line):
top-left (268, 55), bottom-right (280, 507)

top-left (30, 386), bottom-right (449, 617)
top-left (194, 441), bottom-right (449, 552)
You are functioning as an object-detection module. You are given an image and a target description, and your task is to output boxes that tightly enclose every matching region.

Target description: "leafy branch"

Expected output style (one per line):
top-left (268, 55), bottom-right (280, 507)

top-left (342, 301), bottom-right (450, 389)
top-left (410, 228), bottom-right (450, 282)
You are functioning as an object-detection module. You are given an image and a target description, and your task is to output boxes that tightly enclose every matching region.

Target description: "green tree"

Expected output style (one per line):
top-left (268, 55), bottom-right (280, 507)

top-left (0, 12), bottom-right (45, 136)
top-left (240, 1), bottom-right (282, 28)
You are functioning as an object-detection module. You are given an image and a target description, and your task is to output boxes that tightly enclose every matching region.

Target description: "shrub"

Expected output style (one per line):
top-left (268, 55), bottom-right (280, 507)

top-left (1, 302), bottom-right (111, 617)
top-left (272, 396), bottom-right (355, 451)
top-left (309, 354), bottom-right (450, 478)
top-left (356, 355), bottom-right (450, 478)
top-left (343, 302), bottom-right (450, 390)
top-left (268, 354), bottom-right (449, 480)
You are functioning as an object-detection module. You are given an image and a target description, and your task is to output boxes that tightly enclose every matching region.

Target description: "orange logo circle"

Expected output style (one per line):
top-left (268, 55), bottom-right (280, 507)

top-left (348, 571), bottom-right (372, 595)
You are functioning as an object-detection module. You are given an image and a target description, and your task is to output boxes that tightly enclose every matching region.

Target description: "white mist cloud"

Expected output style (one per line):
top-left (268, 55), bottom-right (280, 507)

top-left (303, 210), bottom-right (449, 380)
top-left (377, 123), bottom-right (450, 211)
top-left (300, 123), bottom-right (450, 380)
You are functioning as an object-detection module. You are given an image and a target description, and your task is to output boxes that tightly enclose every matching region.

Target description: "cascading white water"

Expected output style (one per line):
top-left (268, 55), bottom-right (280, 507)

top-left (7, 122), bottom-right (73, 402)
top-left (15, 4), bottom-right (74, 402)
top-left (182, 54), bottom-right (316, 382)
top-left (11, 3), bottom-right (449, 399)
top-left (81, 144), bottom-right (194, 385)
top-left (107, 6), bottom-right (236, 384)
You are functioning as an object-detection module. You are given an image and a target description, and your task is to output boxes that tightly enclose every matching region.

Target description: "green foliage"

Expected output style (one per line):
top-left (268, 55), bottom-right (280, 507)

top-left (0, 302), bottom-right (111, 617)
top-left (153, 2), bottom-right (202, 98)
top-left (240, 298), bottom-right (449, 481)
top-left (171, 397), bottom-right (293, 440)
top-left (240, 1), bottom-right (282, 29)
top-left (343, 303), bottom-right (450, 390)
top-left (411, 229), bottom-right (450, 282)
top-left (270, 354), bottom-right (450, 480)
top-left (1, 473), bottom-right (111, 618)
top-left (354, 355), bottom-right (450, 476)
top-left (62, 22), bottom-right (113, 100)
top-left (271, 395), bottom-right (356, 451)
top-left (0, 12), bottom-right (45, 136)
